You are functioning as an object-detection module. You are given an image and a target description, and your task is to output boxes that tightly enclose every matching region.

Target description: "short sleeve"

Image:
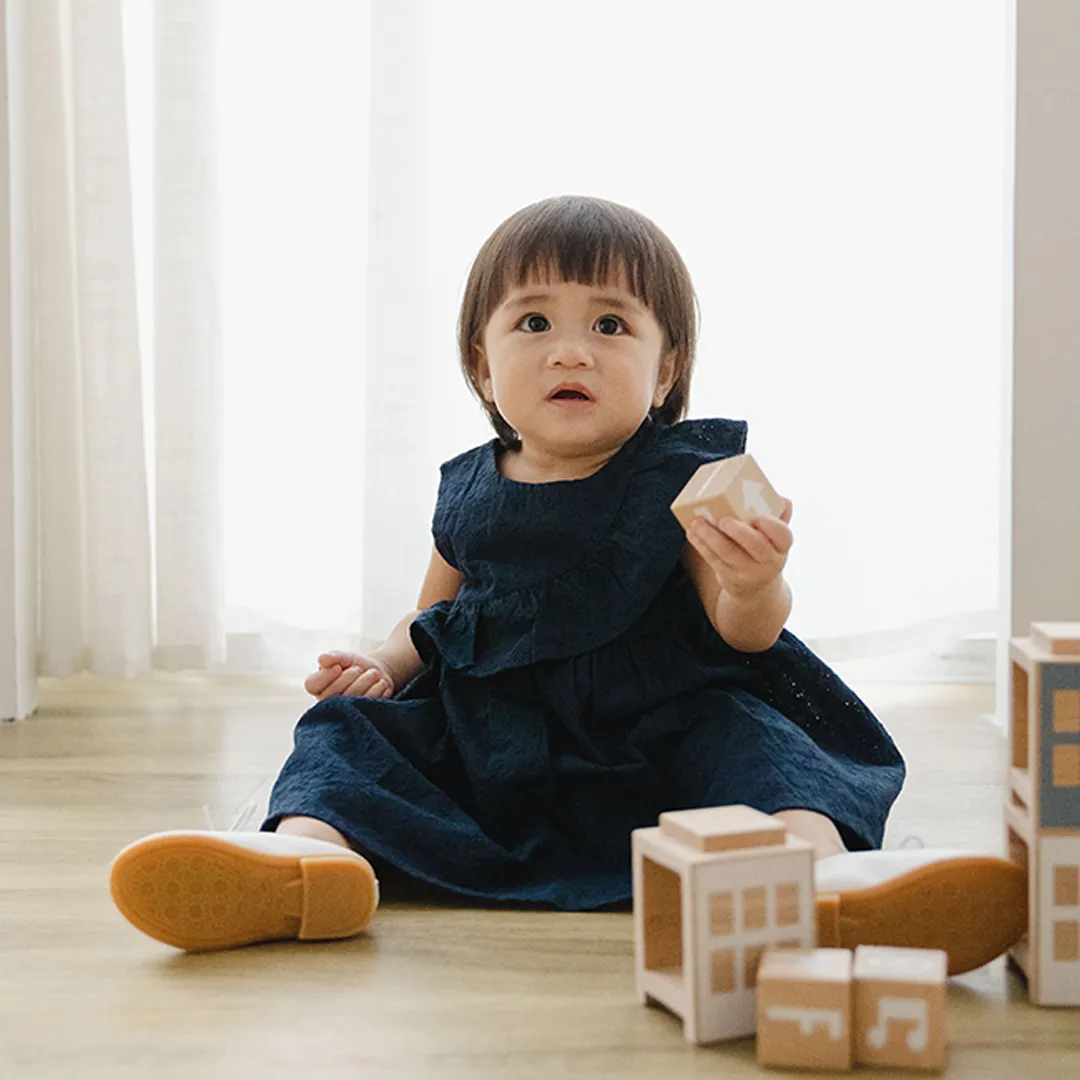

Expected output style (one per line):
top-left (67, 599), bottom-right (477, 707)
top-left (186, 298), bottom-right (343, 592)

top-left (429, 445), bottom-right (485, 572)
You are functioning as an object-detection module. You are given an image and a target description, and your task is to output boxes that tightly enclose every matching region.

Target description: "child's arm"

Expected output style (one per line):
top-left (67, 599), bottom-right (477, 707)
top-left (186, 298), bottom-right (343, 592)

top-left (680, 501), bottom-right (794, 652)
top-left (371, 543), bottom-right (464, 689)
top-left (710, 573), bottom-right (792, 652)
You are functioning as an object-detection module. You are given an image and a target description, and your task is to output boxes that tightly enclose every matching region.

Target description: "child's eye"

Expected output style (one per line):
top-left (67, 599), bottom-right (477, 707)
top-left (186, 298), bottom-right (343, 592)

top-left (516, 313), bottom-right (628, 335)
top-left (595, 315), bottom-right (626, 336)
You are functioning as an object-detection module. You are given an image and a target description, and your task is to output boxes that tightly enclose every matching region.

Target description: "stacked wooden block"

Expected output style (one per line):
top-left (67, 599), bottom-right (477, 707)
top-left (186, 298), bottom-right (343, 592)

top-left (1005, 621), bottom-right (1080, 1006)
top-left (632, 805), bottom-right (948, 1071)
top-left (757, 944), bottom-right (946, 1071)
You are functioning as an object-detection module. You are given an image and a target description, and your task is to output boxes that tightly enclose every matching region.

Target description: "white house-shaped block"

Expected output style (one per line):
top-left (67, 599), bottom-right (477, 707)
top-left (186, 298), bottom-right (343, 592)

top-left (632, 805), bottom-right (815, 1043)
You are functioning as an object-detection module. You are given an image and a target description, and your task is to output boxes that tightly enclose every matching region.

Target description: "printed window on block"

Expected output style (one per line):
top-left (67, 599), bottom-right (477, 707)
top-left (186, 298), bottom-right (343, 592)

top-left (1055, 865), bottom-right (1079, 907)
top-left (742, 886), bottom-right (766, 932)
top-left (775, 882), bottom-right (800, 926)
top-left (709, 891), bottom-right (734, 937)
top-left (743, 943), bottom-right (766, 989)
top-left (1053, 745), bottom-right (1080, 788)
top-left (1053, 690), bottom-right (1080, 734)
top-left (1054, 921), bottom-right (1079, 963)
top-left (711, 947), bottom-right (736, 994)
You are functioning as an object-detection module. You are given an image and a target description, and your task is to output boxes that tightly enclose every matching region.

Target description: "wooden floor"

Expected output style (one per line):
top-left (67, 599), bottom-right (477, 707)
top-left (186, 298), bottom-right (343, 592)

top-left (1, 674), bottom-right (1077, 1078)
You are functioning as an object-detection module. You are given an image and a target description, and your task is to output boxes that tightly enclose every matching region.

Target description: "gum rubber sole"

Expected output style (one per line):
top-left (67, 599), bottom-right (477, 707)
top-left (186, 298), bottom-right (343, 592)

top-left (815, 856), bottom-right (1027, 975)
top-left (110, 834), bottom-right (379, 951)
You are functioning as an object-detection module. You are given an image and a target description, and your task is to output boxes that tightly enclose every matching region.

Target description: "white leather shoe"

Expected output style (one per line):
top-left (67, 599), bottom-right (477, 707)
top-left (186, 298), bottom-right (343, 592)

top-left (110, 830), bottom-right (379, 951)
top-left (813, 848), bottom-right (1027, 975)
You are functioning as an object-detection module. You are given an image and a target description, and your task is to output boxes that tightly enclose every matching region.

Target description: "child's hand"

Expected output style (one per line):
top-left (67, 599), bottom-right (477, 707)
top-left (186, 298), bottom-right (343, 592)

top-left (686, 498), bottom-right (794, 600)
top-left (304, 650), bottom-right (396, 701)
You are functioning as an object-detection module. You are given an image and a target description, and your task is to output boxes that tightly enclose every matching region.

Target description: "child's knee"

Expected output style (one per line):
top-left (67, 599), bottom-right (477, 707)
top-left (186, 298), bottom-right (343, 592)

top-left (276, 815), bottom-right (351, 848)
top-left (771, 809), bottom-right (847, 860)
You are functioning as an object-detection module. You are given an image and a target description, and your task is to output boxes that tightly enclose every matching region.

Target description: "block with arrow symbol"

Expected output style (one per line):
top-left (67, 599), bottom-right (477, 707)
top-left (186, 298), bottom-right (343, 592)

top-left (670, 453), bottom-right (785, 531)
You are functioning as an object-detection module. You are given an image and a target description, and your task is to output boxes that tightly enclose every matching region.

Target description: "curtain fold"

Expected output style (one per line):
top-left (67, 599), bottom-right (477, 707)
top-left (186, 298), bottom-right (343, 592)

top-left (153, 0), bottom-right (224, 670)
top-left (1, 0), bottom-right (38, 722)
top-left (32, 0), bottom-right (152, 677)
top-left (361, 0), bottom-right (434, 640)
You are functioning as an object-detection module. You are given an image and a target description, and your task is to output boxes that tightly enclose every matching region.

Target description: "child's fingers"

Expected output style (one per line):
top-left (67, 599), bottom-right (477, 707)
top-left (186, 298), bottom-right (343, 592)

top-left (688, 523), bottom-right (741, 575)
top-left (694, 518), bottom-right (768, 564)
top-left (718, 519), bottom-right (773, 562)
top-left (304, 664), bottom-right (341, 695)
top-left (365, 678), bottom-right (388, 698)
top-left (319, 651), bottom-right (354, 669)
top-left (342, 668), bottom-right (383, 696)
top-left (754, 515), bottom-right (794, 554)
top-left (320, 666), bottom-right (366, 698)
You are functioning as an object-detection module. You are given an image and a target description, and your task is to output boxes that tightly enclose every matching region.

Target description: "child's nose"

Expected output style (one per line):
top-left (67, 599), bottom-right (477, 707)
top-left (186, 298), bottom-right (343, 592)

top-left (546, 339), bottom-right (594, 366)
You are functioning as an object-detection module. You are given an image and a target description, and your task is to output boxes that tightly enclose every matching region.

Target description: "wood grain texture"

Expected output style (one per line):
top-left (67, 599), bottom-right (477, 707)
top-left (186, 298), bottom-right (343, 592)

top-left (1, 674), bottom-right (1078, 1079)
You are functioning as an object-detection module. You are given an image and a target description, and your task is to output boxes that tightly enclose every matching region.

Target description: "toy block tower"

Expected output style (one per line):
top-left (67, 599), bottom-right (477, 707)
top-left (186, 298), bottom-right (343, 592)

top-left (632, 805), bottom-right (815, 1043)
top-left (1005, 621), bottom-right (1080, 1006)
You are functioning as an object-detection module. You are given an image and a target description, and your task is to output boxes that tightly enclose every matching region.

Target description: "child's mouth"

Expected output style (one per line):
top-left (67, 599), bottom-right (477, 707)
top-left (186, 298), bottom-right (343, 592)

top-left (548, 390), bottom-right (595, 404)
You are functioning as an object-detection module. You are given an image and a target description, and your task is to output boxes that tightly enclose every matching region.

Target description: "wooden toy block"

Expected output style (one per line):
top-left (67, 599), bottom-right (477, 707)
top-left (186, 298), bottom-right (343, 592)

top-left (659, 805), bottom-right (786, 853)
top-left (632, 804), bottom-right (815, 1044)
top-left (670, 453), bottom-right (784, 531)
top-left (756, 947), bottom-right (854, 1071)
top-left (852, 946), bottom-right (947, 1072)
top-left (1006, 626), bottom-right (1080, 1006)
top-left (1031, 622), bottom-right (1080, 656)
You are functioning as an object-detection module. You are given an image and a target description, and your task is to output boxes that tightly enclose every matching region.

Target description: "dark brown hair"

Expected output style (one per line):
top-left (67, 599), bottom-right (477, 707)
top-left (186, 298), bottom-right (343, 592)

top-left (457, 194), bottom-right (699, 448)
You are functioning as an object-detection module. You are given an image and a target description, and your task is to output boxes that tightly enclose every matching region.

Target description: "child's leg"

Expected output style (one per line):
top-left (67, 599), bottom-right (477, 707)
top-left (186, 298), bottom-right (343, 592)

top-left (769, 807), bottom-right (1025, 974)
top-left (771, 809), bottom-right (847, 860)
top-left (813, 845), bottom-right (1026, 975)
top-left (276, 814), bottom-right (351, 847)
top-left (109, 824), bottom-right (379, 952)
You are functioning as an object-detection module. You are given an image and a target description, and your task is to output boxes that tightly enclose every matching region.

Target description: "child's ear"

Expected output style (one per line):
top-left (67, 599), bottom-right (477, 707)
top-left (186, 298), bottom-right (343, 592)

top-left (654, 347), bottom-right (679, 406)
top-left (473, 345), bottom-right (493, 401)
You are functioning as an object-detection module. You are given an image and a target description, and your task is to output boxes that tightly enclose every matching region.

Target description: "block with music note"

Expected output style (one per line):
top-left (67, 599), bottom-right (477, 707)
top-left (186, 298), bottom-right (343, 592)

top-left (756, 947), bottom-right (854, 1071)
top-left (670, 453), bottom-right (785, 531)
top-left (853, 945), bottom-right (947, 1071)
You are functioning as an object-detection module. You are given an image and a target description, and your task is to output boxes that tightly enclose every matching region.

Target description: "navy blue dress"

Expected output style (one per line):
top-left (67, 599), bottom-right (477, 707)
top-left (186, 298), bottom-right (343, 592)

top-left (262, 416), bottom-right (905, 910)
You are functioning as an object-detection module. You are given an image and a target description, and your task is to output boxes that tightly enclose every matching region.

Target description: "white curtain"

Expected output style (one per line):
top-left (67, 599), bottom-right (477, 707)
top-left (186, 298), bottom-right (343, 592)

top-left (30, 0), bottom-right (153, 678)
top-left (27, 0), bottom-right (227, 678)
top-left (20, 0), bottom-right (1011, 686)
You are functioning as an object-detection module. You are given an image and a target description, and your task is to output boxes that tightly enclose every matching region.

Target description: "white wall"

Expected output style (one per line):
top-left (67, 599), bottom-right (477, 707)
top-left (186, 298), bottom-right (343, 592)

top-left (0, 0), bottom-right (37, 723)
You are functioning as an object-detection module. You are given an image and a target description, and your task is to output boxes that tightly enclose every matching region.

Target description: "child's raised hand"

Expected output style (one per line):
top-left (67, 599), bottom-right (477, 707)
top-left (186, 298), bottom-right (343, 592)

top-left (304, 650), bottom-right (396, 701)
top-left (686, 498), bottom-right (794, 600)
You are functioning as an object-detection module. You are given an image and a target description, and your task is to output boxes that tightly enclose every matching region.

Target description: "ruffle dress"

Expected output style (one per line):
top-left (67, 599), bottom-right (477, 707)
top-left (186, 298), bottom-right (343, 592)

top-left (262, 416), bottom-right (906, 909)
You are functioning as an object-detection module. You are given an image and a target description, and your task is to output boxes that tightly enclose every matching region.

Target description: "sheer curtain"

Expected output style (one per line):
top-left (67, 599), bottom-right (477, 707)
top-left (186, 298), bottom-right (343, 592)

top-left (21, 0), bottom-right (1011, 691)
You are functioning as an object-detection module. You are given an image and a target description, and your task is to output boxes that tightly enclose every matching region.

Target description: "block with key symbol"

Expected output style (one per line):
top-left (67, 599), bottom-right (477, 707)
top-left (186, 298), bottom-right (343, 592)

top-left (756, 947), bottom-right (855, 1071)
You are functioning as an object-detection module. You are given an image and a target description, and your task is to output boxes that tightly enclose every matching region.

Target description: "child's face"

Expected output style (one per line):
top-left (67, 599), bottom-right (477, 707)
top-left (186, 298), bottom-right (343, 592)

top-left (475, 270), bottom-right (676, 458)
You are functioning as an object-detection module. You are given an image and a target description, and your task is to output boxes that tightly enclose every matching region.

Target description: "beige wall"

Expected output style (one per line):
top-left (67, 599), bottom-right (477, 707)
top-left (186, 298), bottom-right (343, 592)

top-left (1010, 0), bottom-right (1080, 635)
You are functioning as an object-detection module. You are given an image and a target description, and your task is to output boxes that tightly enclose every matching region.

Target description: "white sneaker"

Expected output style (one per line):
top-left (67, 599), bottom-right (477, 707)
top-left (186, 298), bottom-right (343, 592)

top-left (110, 830), bottom-right (379, 951)
top-left (813, 848), bottom-right (1027, 975)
